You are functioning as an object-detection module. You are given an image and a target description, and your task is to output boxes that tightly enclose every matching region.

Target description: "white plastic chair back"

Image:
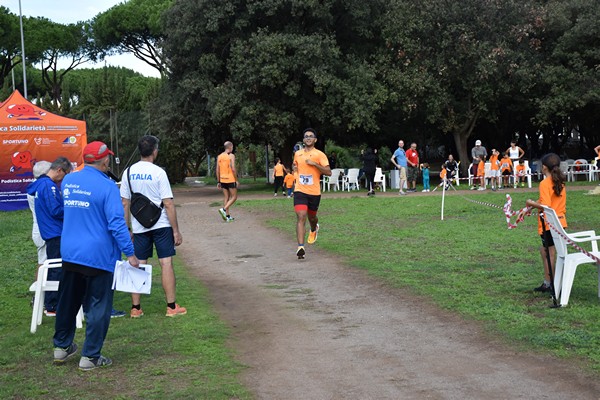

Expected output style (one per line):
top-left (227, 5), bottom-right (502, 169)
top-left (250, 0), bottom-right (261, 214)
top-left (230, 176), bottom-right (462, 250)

top-left (374, 168), bottom-right (386, 192)
top-left (326, 169), bottom-right (343, 191)
top-left (344, 168), bottom-right (360, 191)
top-left (30, 259), bottom-right (83, 333)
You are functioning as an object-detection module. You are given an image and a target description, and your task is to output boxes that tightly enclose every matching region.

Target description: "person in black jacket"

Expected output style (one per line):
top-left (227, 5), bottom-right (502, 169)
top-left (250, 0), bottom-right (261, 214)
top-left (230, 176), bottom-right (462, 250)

top-left (360, 148), bottom-right (378, 196)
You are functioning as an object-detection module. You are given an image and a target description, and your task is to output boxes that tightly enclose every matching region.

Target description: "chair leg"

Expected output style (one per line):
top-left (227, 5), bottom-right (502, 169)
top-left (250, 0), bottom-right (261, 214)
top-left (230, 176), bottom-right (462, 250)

top-left (76, 307), bottom-right (84, 329)
top-left (553, 257), bottom-right (565, 299)
top-left (559, 262), bottom-right (578, 306)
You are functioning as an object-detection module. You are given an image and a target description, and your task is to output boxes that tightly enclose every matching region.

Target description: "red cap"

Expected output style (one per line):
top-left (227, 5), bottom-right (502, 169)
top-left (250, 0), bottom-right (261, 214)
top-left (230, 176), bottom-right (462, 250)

top-left (83, 141), bottom-right (114, 162)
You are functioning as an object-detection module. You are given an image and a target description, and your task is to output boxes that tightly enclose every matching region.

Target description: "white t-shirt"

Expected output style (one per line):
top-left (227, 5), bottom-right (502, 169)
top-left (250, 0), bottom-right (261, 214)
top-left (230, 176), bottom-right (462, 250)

top-left (120, 161), bottom-right (174, 233)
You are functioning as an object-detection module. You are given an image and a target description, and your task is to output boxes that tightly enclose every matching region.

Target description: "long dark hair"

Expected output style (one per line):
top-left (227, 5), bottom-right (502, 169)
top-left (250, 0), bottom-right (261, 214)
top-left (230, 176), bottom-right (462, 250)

top-left (541, 153), bottom-right (565, 196)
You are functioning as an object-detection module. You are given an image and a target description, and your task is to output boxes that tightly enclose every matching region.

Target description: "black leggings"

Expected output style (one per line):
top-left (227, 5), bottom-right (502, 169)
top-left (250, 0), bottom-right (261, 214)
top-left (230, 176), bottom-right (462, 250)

top-left (364, 170), bottom-right (376, 192)
top-left (274, 176), bottom-right (284, 193)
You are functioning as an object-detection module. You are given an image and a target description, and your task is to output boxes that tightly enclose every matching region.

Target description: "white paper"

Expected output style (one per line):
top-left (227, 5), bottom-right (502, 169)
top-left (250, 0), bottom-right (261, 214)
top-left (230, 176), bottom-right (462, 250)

top-left (112, 260), bottom-right (152, 294)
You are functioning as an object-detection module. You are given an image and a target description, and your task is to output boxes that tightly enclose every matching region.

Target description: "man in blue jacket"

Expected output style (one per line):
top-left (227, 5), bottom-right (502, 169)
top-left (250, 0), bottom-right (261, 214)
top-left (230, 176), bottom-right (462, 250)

top-left (53, 141), bottom-right (139, 371)
top-left (26, 157), bottom-right (72, 315)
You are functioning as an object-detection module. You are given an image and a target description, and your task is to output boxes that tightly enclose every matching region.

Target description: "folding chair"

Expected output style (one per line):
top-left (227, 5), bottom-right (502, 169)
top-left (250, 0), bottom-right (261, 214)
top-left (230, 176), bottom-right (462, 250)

top-left (30, 258), bottom-right (83, 333)
top-left (541, 206), bottom-right (600, 307)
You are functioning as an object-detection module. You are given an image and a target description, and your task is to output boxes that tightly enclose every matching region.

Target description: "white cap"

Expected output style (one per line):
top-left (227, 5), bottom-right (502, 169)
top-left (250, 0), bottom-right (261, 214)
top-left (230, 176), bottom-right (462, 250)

top-left (475, 140), bottom-right (482, 145)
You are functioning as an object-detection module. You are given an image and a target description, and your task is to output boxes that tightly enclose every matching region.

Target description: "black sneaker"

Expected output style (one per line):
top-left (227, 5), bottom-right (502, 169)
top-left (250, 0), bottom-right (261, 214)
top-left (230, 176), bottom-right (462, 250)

top-left (54, 343), bottom-right (78, 363)
top-left (533, 283), bottom-right (552, 293)
top-left (79, 355), bottom-right (113, 371)
top-left (296, 246), bottom-right (306, 259)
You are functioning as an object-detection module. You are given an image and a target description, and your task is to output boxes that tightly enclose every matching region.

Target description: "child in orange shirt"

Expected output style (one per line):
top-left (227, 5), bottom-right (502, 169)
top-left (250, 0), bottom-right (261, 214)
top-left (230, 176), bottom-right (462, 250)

top-left (500, 152), bottom-right (513, 188)
top-left (488, 149), bottom-right (500, 191)
top-left (476, 158), bottom-right (486, 190)
top-left (515, 160), bottom-right (527, 188)
top-left (520, 153), bottom-right (567, 293)
top-left (283, 169), bottom-right (296, 198)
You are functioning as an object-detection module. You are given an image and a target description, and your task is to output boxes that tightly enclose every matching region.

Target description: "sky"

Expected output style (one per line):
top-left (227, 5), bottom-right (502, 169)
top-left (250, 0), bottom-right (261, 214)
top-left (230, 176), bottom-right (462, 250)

top-left (3, 0), bottom-right (161, 78)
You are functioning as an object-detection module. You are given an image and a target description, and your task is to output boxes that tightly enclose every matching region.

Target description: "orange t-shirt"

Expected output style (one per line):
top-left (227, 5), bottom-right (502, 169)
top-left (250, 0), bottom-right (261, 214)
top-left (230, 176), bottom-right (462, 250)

top-left (500, 157), bottom-right (513, 173)
top-left (537, 176), bottom-right (567, 234)
top-left (477, 160), bottom-right (485, 175)
top-left (274, 163), bottom-right (285, 177)
top-left (283, 173), bottom-right (295, 188)
top-left (489, 154), bottom-right (499, 171)
top-left (516, 164), bottom-right (526, 176)
top-left (217, 152), bottom-right (235, 183)
top-left (293, 148), bottom-right (329, 196)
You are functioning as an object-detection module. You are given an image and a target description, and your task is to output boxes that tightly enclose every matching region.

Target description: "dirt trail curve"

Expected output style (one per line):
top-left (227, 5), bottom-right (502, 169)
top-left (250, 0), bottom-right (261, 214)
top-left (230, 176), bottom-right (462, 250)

top-left (175, 186), bottom-right (600, 400)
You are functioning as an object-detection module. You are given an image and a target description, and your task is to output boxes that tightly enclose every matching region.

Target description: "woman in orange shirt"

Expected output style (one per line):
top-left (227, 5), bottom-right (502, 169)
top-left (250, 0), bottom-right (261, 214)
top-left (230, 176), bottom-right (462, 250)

top-left (273, 158), bottom-right (288, 197)
top-left (521, 153), bottom-right (567, 293)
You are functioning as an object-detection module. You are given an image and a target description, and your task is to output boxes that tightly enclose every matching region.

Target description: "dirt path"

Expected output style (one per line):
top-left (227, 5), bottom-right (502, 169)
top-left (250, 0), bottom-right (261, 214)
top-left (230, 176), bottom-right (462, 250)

top-left (175, 186), bottom-right (600, 399)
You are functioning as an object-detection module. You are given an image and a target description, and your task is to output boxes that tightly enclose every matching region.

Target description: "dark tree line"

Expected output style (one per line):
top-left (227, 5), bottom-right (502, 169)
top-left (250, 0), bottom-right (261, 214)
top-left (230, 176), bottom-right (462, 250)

top-left (1, 0), bottom-right (598, 180)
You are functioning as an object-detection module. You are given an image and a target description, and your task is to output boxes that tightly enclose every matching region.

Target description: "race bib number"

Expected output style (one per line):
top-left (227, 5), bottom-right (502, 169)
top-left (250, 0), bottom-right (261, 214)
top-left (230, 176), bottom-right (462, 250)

top-left (299, 174), bottom-right (314, 185)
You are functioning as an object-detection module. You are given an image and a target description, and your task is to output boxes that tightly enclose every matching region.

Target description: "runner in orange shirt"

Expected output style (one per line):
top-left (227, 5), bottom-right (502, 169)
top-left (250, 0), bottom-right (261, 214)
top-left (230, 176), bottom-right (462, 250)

top-left (293, 128), bottom-right (331, 259)
top-left (521, 153), bottom-right (567, 294)
top-left (273, 158), bottom-right (288, 197)
top-left (500, 152), bottom-right (513, 188)
top-left (477, 158), bottom-right (486, 190)
top-left (216, 141), bottom-right (238, 222)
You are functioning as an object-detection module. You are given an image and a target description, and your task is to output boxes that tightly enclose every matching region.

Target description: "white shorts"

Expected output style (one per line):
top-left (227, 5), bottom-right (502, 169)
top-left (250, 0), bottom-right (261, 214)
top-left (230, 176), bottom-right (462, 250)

top-left (488, 170), bottom-right (500, 177)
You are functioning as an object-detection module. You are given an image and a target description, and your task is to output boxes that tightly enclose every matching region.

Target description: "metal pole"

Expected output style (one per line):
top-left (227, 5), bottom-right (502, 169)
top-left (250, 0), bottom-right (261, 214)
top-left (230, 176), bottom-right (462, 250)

top-left (18, 0), bottom-right (28, 99)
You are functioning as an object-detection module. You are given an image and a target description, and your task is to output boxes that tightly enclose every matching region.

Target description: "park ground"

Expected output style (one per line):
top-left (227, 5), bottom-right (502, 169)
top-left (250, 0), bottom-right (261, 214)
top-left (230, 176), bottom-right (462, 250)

top-left (174, 183), bottom-right (600, 399)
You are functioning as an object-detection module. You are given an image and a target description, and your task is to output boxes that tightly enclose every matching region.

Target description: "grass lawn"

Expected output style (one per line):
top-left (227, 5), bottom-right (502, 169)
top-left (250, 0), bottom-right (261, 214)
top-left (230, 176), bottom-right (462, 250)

top-left (0, 211), bottom-right (251, 400)
top-left (238, 185), bottom-right (600, 371)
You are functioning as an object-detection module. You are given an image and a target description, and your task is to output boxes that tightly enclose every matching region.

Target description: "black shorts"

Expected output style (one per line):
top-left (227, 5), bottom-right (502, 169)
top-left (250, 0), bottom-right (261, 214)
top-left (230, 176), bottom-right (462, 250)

top-left (293, 191), bottom-right (321, 212)
top-left (220, 182), bottom-right (237, 189)
top-left (502, 170), bottom-right (512, 176)
top-left (540, 230), bottom-right (554, 247)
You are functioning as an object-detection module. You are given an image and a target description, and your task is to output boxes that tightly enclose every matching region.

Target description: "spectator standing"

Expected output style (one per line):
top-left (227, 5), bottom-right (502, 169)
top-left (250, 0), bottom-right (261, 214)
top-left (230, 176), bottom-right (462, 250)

top-left (506, 140), bottom-right (525, 163)
top-left (390, 140), bottom-right (408, 195)
top-left (405, 142), bottom-right (419, 192)
top-left (121, 135), bottom-right (185, 318)
top-left (53, 141), bottom-right (139, 371)
top-left (26, 161), bottom-right (51, 272)
top-left (470, 140), bottom-right (488, 190)
top-left (273, 158), bottom-right (287, 197)
top-left (26, 156), bottom-right (72, 316)
top-left (360, 148), bottom-right (378, 196)
top-left (293, 128), bottom-right (331, 259)
top-left (488, 149), bottom-right (500, 191)
top-left (420, 163), bottom-right (430, 192)
top-left (329, 151), bottom-right (337, 170)
top-left (519, 153), bottom-right (566, 293)
top-left (216, 141), bottom-right (239, 222)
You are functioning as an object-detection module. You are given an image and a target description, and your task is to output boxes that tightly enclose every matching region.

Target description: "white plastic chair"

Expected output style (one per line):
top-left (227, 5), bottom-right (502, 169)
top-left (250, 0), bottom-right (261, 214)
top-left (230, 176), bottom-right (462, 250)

top-left (343, 168), bottom-right (360, 191)
top-left (30, 258), bottom-right (83, 333)
top-left (541, 206), bottom-right (600, 307)
top-left (373, 168), bottom-right (386, 192)
top-left (512, 160), bottom-right (532, 188)
top-left (325, 168), bottom-right (343, 191)
top-left (569, 159), bottom-right (591, 182)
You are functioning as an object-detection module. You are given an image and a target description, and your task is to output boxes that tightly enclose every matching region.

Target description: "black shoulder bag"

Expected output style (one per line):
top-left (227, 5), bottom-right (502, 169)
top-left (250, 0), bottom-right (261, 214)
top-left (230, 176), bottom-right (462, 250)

top-left (127, 170), bottom-right (163, 229)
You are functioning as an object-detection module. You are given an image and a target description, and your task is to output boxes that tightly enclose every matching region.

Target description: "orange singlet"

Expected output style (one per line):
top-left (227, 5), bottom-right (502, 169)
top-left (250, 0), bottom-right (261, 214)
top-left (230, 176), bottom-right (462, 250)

top-left (217, 153), bottom-right (235, 183)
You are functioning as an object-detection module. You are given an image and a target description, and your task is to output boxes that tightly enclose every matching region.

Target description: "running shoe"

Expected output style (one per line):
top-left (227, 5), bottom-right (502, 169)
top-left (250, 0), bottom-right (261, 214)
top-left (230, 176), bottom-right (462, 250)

top-left (44, 309), bottom-right (56, 317)
top-left (54, 343), bottom-right (78, 364)
top-left (79, 355), bottom-right (112, 371)
top-left (296, 246), bottom-right (306, 259)
top-left (307, 224), bottom-right (319, 244)
top-left (533, 283), bottom-right (552, 293)
top-left (226, 216), bottom-right (235, 222)
top-left (218, 208), bottom-right (227, 221)
top-left (130, 308), bottom-right (144, 318)
top-left (110, 309), bottom-right (126, 318)
top-left (166, 304), bottom-right (187, 317)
